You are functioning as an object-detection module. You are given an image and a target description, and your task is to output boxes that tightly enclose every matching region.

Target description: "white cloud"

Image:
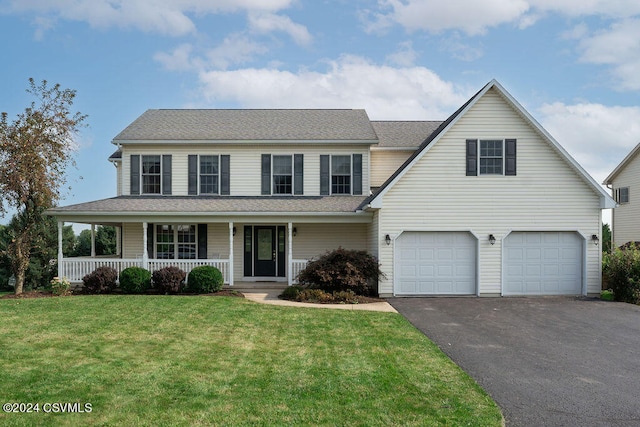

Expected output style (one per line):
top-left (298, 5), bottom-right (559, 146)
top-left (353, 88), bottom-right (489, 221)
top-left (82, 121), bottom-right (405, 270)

top-left (386, 41), bottom-right (418, 66)
top-left (248, 12), bottom-right (312, 46)
top-left (440, 33), bottom-right (484, 61)
top-left (154, 44), bottom-right (199, 72)
top-left (196, 56), bottom-right (470, 120)
top-left (6, 0), bottom-right (297, 36)
top-left (576, 19), bottom-right (640, 90)
top-left (366, 0), bottom-right (640, 35)
top-left (538, 102), bottom-right (640, 184)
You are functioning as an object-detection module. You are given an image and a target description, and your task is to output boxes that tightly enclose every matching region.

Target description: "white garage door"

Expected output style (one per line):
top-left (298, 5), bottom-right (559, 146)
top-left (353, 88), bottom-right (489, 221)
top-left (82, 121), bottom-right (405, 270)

top-left (395, 232), bottom-right (476, 295)
top-left (503, 232), bottom-right (583, 295)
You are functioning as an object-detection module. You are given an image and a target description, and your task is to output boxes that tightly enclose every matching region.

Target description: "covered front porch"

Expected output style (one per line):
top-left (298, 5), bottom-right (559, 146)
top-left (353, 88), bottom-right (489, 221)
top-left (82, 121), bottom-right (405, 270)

top-left (56, 221), bottom-right (310, 286)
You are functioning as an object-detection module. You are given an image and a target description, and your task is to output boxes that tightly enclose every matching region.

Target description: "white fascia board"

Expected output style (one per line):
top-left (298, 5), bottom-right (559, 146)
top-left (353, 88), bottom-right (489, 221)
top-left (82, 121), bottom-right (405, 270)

top-left (603, 141), bottom-right (640, 185)
top-left (370, 146), bottom-right (420, 151)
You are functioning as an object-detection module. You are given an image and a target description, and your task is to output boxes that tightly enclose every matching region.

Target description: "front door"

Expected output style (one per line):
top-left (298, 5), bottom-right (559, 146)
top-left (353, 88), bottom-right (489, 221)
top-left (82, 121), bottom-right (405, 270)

top-left (254, 226), bottom-right (276, 276)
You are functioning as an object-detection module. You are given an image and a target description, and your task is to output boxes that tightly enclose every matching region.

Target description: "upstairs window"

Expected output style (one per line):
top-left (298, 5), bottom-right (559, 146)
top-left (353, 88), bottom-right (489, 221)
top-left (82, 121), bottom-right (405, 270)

top-left (331, 155), bottom-right (351, 194)
top-left (615, 187), bottom-right (630, 204)
top-left (479, 140), bottom-right (503, 175)
top-left (319, 154), bottom-right (362, 195)
top-left (200, 155), bottom-right (219, 195)
top-left (273, 155), bottom-right (293, 194)
top-left (130, 154), bottom-right (171, 195)
top-left (142, 155), bottom-right (161, 193)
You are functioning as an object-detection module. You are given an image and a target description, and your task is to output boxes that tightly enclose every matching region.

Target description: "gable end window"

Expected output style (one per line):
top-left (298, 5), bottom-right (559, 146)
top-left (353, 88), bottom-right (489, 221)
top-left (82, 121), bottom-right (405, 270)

top-left (466, 139), bottom-right (516, 176)
top-left (130, 154), bottom-right (172, 195)
top-left (615, 187), bottom-right (630, 204)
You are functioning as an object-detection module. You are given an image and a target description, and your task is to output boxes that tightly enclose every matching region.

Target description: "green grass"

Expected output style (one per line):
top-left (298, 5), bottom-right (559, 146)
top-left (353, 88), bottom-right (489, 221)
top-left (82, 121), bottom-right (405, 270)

top-left (0, 296), bottom-right (502, 426)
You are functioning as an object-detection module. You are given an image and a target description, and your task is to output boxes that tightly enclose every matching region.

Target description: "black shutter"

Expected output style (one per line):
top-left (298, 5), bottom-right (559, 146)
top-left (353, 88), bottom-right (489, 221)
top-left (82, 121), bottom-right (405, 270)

top-left (294, 154), bottom-right (304, 195)
top-left (505, 139), bottom-right (517, 176)
top-left (197, 224), bottom-right (207, 259)
top-left (320, 155), bottom-right (330, 195)
top-left (188, 155), bottom-right (197, 195)
top-left (261, 154), bottom-right (271, 195)
top-left (146, 223), bottom-right (154, 259)
top-left (162, 155), bottom-right (172, 195)
top-left (130, 155), bottom-right (140, 195)
top-left (220, 155), bottom-right (230, 195)
top-left (466, 139), bottom-right (478, 176)
top-left (353, 154), bottom-right (362, 195)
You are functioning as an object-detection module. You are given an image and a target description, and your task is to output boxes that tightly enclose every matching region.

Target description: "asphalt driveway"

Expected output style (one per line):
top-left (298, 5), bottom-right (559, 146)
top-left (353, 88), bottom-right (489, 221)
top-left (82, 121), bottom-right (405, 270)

top-left (388, 297), bottom-right (640, 427)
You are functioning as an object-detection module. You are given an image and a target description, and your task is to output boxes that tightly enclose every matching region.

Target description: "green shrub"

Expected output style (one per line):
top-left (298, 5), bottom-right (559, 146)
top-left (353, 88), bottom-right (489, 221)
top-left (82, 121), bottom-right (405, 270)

top-left (152, 266), bottom-right (186, 294)
top-left (603, 245), bottom-right (640, 304)
top-left (296, 248), bottom-right (384, 296)
top-left (186, 265), bottom-right (224, 294)
top-left (331, 290), bottom-right (359, 304)
top-left (600, 289), bottom-right (614, 301)
top-left (119, 266), bottom-right (152, 294)
top-left (82, 266), bottom-right (118, 294)
top-left (280, 285), bottom-right (303, 300)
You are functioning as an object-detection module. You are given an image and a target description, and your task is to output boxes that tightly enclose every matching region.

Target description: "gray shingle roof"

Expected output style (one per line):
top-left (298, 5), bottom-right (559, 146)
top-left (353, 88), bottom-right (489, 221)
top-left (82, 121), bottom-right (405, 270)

top-left (371, 121), bottom-right (442, 148)
top-left (108, 149), bottom-right (122, 160)
top-left (48, 196), bottom-right (368, 215)
top-left (113, 109), bottom-right (378, 142)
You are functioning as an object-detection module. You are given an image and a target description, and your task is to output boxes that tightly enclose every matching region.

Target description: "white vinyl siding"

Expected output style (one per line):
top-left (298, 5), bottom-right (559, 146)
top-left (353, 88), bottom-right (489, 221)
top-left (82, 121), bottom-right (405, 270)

top-left (611, 152), bottom-right (640, 246)
top-left (370, 150), bottom-right (415, 187)
top-left (122, 145), bottom-right (369, 197)
top-left (122, 223), bottom-right (144, 259)
top-left (376, 87), bottom-right (602, 297)
top-left (116, 163), bottom-right (122, 196)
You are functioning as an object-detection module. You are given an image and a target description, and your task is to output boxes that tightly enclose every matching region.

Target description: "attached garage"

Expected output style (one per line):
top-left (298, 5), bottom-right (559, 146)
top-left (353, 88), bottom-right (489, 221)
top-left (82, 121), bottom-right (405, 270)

top-left (395, 231), bottom-right (477, 295)
top-left (503, 232), bottom-right (584, 296)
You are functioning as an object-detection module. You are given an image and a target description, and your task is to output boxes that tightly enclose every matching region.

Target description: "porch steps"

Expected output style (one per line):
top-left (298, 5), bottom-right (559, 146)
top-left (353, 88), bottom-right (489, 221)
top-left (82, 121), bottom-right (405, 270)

top-left (224, 282), bottom-right (288, 292)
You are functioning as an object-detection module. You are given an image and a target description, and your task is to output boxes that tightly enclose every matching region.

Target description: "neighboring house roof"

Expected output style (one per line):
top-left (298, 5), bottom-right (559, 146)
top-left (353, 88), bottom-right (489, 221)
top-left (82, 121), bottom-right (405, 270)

top-left (371, 121), bottom-right (442, 149)
top-left (603, 141), bottom-right (640, 185)
top-left (108, 149), bottom-right (122, 161)
top-left (47, 196), bottom-right (369, 217)
top-left (113, 109), bottom-right (378, 143)
top-left (362, 79), bottom-right (617, 210)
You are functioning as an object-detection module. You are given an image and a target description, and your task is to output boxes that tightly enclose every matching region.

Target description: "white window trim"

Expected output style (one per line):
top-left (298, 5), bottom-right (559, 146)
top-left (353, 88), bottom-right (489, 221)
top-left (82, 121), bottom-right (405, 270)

top-left (478, 139), bottom-right (505, 176)
top-left (271, 154), bottom-right (294, 195)
top-left (330, 154), bottom-right (353, 195)
top-left (154, 224), bottom-right (198, 260)
top-left (141, 155), bottom-right (163, 195)
top-left (198, 155), bottom-right (220, 196)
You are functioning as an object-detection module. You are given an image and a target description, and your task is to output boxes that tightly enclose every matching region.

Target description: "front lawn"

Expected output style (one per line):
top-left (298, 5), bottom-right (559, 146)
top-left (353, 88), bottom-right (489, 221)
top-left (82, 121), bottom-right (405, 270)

top-left (0, 296), bottom-right (502, 426)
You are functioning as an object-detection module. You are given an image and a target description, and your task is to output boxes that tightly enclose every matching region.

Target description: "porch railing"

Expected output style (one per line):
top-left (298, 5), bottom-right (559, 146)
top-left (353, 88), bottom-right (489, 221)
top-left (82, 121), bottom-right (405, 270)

top-left (291, 259), bottom-right (308, 284)
top-left (59, 257), bottom-right (230, 284)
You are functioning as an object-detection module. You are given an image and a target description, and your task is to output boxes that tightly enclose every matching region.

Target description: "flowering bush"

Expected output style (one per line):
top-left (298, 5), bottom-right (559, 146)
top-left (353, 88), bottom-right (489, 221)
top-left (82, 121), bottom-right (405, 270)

top-left (50, 276), bottom-right (71, 296)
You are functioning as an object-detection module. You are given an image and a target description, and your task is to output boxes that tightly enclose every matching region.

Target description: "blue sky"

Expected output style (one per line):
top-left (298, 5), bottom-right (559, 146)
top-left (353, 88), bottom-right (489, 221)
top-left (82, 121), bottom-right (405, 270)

top-left (1, 0), bottom-right (640, 227)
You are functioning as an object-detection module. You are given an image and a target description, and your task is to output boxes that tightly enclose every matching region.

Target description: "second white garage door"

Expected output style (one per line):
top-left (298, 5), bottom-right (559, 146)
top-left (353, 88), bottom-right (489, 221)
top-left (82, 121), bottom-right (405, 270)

top-left (503, 231), bottom-right (583, 295)
top-left (395, 231), bottom-right (476, 295)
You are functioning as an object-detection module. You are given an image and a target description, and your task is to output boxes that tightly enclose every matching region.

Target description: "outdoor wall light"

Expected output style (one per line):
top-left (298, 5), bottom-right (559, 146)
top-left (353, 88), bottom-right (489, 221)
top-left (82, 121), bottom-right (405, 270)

top-left (489, 234), bottom-right (496, 245)
top-left (293, 227), bottom-right (297, 237)
top-left (232, 226), bottom-right (237, 236)
top-left (385, 234), bottom-right (391, 245)
top-left (591, 234), bottom-right (599, 246)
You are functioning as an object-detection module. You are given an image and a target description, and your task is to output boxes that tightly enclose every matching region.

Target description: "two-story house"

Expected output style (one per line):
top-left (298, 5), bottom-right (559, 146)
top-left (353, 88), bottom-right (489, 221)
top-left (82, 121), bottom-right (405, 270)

top-left (47, 80), bottom-right (615, 297)
top-left (604, 142), bottom-right (640, 247)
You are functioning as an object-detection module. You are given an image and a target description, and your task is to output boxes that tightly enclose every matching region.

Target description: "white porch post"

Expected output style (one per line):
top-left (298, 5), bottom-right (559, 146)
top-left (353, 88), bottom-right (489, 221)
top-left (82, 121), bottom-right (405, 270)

top-left (228, 222), bottom-right (234, 286)
top-left (142, 222), bottom-right (149, 270)
top-left (90, 224), bottom-right (96, 258)
top-left (288, 222), bottom-right (293, 286)
top-left (116, 226), bottom-right (121, 256)
top-left (57, 221), bottom-right (63, 278)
